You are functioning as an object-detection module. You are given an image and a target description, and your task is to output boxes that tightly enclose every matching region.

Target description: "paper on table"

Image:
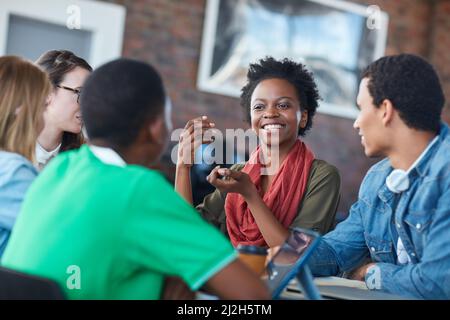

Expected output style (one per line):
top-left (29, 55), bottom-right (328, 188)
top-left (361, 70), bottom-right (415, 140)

top-left (288, 276), bottom-right (368, 291)
top-left (315, 277), bottom-right (368, 290)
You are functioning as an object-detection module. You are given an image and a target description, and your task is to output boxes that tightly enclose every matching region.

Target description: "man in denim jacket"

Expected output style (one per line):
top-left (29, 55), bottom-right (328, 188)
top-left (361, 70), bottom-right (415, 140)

top-left (308, 54), bottom-right (450, 299)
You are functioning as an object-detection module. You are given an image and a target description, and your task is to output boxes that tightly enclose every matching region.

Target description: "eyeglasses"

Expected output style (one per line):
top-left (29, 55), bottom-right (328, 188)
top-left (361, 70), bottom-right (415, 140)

top-left (56, 85), bottom-right (82, 104)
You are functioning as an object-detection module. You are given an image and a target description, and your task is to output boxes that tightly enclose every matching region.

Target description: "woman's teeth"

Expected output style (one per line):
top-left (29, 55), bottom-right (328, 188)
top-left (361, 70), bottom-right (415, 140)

top-left (263, 124), bottom-right (284, 130)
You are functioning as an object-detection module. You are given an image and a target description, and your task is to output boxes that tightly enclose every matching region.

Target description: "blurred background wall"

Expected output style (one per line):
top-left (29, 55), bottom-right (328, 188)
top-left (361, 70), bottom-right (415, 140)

top-left (98, 0), bottom-right (450, 218)
top-left (99, 0), bottom-right (450, 218)
top-left (3, 0), bottom-right (447, 218)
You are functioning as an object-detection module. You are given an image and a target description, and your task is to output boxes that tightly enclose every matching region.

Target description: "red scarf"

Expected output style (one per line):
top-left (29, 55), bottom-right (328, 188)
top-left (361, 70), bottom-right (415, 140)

top-left (225, 139), bottom-right (315, 248)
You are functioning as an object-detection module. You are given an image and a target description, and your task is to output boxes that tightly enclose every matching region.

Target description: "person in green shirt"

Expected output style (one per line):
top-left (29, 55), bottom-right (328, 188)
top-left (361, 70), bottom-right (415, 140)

top-left (1, 58), bottom-right (269, 300)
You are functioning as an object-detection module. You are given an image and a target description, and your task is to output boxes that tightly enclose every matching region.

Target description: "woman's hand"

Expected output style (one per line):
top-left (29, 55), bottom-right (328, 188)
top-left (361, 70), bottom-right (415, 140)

top-left (177, 116), bottom-right (215, 169)
top-left (207, 166), bottom-right (258, 199)
top-left (210, 168), bottom-right (289, 247)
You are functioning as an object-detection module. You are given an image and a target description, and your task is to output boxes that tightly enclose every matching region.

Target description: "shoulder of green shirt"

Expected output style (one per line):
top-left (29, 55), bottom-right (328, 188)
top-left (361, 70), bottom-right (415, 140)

top-left (307, 159), bottom-right (341, 188)
top-left (290, 159), bottom-right (341, 234)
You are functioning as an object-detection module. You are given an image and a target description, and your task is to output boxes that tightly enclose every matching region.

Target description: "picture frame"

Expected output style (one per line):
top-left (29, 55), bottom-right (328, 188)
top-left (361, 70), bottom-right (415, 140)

top-left (197, 0), bottom-right (389, 119)
top-left (0, 0), bottom-right (125, 68)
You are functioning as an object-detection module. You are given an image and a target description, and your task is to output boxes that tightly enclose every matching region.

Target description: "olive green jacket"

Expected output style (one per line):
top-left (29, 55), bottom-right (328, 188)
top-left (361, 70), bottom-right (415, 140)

top-left (196, 159), bottom-right (341, 238)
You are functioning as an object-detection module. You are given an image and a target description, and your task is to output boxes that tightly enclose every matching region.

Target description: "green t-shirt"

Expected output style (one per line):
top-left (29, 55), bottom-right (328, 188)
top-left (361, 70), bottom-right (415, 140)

top-left (1, 145), bottom-right (236, 299)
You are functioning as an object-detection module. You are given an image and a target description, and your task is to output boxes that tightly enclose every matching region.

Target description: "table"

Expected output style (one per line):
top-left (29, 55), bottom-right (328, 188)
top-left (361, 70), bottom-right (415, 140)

top-left (281, 276), bottom-right (410, 300)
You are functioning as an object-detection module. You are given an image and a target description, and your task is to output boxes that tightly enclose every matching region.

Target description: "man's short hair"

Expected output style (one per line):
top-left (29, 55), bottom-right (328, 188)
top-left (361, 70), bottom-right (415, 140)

top-left (362, 54), bottom-right (445, 133)
top-left (81, 58), bottom-right (165, 147)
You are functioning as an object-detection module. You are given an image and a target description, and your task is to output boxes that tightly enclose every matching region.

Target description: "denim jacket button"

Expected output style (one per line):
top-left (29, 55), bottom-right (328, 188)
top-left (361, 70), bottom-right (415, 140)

top-left (416, 223), bottom-right (421, 230)
top-left (371, 247), bottom-right (376, 252)
top-left (396, 223), bottom-right (401, 228)
top-left (411, 252), bottom-right (416, 257)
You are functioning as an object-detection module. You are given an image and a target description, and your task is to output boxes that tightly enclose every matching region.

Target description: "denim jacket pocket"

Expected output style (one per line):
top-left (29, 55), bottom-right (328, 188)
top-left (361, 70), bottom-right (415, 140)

top-left (365, 233), bottom-right (395, 264)
top-left (403, 210), bottom-right (433, 258)
top-left (404, 210), bottom-right (433, 233)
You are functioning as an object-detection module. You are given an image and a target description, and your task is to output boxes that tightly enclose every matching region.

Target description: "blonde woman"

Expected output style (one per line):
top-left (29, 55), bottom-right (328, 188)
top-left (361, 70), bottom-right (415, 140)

top-left (0, 56), bottom-right (51, 257)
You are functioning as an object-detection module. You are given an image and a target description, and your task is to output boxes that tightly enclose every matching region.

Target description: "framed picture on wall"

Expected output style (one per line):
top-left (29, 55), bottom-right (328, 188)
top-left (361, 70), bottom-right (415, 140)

top-left (197, 0), bottom-right (389, 119)
top-left (0, 0), bottom-right (125, 68)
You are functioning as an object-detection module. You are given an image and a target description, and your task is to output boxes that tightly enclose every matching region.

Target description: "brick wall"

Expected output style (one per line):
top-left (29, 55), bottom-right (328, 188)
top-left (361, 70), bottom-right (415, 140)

top-left (103, 0), bottom-right (450, 216)
top-left (430, 0), bottom-right (450, 123)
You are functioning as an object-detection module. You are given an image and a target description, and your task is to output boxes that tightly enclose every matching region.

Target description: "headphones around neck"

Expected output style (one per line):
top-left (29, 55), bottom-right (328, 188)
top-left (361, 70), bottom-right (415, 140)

top-left (386, 169), bottom-right (410, 193)
top-left (385, 136), bottom-right (439, 194)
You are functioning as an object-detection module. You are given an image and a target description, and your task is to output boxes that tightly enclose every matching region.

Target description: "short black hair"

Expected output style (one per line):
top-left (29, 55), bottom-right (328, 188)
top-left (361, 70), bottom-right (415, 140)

top-left (81, 58), bottom-right (165, 147)
top-left (240, 57), bottom-right (320, 136)
top-left (362, 54), bottom-right (445, 133)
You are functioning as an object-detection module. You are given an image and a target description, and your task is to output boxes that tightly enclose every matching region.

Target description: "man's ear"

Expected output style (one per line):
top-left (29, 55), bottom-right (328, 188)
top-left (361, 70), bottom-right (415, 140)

top-left (380, 99), bottom-right (395, 126)
top-left (147, 115), bottom-right (166, 145)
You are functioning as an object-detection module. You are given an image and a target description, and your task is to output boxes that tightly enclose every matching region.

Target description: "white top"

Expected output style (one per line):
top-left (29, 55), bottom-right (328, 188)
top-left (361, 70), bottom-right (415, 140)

top-left (89, 145), bottom-right (126, 167)
top-left (35, 142), bottom-right (61, 171)
top-left (397, 238), bottom-right (411, 265)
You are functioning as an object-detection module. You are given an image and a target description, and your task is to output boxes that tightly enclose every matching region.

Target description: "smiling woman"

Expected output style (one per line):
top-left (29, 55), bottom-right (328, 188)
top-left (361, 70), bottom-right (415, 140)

top-left (176, 57), bottom-right (341, 248)
top-left (35, 50), bottom-right (92, 170)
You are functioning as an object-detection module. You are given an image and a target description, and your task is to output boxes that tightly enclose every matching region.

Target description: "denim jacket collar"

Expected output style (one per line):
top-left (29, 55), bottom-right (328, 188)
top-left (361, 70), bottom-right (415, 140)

top-left (377, 122), bottom-right (448, 203)
top-left (414, 123), bottom-right (447, 177)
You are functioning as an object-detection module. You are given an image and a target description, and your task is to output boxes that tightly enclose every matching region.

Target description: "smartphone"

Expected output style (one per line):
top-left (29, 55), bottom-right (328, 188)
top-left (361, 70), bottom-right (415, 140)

top-left (265, 228), bottom-right (321, 299)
